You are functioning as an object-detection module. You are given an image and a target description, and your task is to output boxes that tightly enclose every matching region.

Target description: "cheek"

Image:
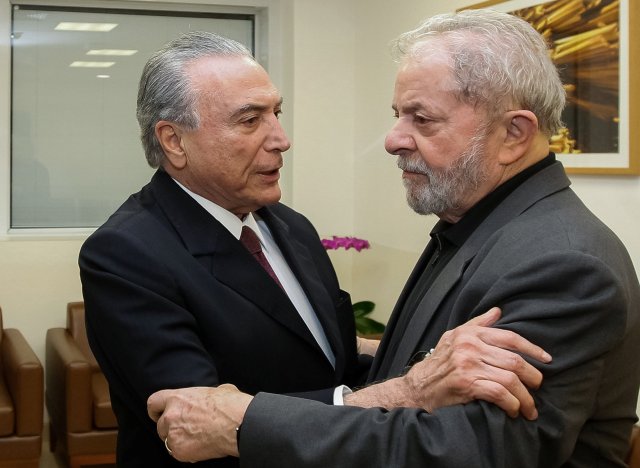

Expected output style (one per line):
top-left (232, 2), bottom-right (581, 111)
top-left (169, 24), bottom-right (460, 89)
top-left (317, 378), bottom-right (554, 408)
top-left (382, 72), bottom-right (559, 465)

top-left (414, 138), bottom-right (443, 168)
top-left (199, 152), bottom-right (246, 190)
top-left (416, 136), bottom-right (466, 170)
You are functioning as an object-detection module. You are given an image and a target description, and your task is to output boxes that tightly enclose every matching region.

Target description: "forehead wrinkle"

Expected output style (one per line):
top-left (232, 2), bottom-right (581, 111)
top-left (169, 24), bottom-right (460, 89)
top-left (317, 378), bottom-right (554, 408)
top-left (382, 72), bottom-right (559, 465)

top-left (394, 89), bottom-right (450, 116)
top-left (401, 101), bottom-right (428, 113)
top-left (394, 58), bottom-right (462, 117)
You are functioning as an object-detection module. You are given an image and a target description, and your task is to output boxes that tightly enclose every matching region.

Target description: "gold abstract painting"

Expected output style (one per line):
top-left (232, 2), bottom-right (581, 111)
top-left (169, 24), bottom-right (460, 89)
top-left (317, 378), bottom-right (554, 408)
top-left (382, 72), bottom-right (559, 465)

top-left (458, 0), bottom-right (639, 174)
top-left (513, 0), bottom-right (619, 155)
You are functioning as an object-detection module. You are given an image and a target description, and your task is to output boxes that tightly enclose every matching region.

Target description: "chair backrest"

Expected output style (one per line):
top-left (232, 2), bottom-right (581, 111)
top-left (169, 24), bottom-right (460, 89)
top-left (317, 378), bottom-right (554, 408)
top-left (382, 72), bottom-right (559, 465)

top-left (628, 425), bottom-right (640, 468)
top-left (66, 302), bottom-right (100, 371)
top-left (0, 307), bottom-right (3, 368)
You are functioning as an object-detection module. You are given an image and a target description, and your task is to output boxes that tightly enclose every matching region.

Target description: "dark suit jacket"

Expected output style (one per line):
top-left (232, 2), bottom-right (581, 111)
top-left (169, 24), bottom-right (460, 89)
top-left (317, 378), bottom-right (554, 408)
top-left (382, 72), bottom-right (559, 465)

top-left (79, 170), bottom-right (365, 467)
top-left (240, 161), bottom-right (640, 467)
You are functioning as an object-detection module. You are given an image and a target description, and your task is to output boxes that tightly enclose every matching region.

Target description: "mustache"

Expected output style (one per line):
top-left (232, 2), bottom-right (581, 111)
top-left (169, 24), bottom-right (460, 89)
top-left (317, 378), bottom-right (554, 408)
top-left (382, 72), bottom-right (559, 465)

top-left (396, 157), bottom-right (431, 175)
top-left (257, 156), bottom-right (284, 171)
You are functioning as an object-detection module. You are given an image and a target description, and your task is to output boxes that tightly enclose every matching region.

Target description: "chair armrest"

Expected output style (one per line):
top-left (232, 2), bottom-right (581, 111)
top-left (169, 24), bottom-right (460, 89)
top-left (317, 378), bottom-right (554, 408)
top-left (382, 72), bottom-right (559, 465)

top-left (2, 328), bottom-right (43, 436)
top-left (628, 425), bottom-right (640, 467)
top-left (46, 328), bottom-right (93, 433)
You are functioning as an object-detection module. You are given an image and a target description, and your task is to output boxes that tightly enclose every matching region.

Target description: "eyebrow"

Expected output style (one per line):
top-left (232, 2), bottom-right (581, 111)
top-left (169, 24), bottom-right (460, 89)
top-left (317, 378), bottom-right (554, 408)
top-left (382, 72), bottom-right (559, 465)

top-left (394, 100), bottom-right (447, 120)
top-left (396, 101), bottom-right (428, 114)
top-left (229, 97), bottom-right (283, 120)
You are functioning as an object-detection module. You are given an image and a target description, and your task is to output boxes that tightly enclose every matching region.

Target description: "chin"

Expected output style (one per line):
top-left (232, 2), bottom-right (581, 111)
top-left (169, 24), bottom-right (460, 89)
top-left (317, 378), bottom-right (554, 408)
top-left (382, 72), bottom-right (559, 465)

top-left (259, 189), bottom-right (282, 207)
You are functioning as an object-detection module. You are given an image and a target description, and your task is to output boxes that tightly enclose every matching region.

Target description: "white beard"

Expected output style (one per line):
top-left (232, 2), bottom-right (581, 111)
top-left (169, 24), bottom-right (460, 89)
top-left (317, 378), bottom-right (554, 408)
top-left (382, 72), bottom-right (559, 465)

top-left (397, 131), bottom-right (490, 216)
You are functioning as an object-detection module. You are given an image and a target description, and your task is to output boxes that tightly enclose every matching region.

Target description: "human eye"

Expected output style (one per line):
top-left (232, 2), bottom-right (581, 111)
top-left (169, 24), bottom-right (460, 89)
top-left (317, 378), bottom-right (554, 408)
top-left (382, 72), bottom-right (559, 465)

top-left (274, 108), bottom-right (283, 119)
top-left (414, 113), bottom-right (432, 125)
top-left (241, 114), bottom-right (260, 126)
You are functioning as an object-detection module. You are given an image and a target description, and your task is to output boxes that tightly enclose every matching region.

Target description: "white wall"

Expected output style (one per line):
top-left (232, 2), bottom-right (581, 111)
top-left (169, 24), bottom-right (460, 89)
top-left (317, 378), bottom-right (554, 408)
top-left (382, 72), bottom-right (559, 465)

top-left (288, 0), bottom-right (358, 289)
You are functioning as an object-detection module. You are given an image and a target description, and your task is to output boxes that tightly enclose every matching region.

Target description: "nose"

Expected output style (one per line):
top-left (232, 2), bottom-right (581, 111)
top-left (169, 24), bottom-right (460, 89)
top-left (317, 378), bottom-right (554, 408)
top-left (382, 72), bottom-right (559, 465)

top-left (384, 119), bottom-right (415, 156)
top-left (265, 115), bottom-right (291, 153)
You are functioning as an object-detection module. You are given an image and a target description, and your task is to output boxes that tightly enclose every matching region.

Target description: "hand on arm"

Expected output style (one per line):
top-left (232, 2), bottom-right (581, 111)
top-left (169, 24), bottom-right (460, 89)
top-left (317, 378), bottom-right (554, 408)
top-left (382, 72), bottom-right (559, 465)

top-left (147, 384), bottom-right (253, 462)
top-left (344, 307), bottom-right (551, 420)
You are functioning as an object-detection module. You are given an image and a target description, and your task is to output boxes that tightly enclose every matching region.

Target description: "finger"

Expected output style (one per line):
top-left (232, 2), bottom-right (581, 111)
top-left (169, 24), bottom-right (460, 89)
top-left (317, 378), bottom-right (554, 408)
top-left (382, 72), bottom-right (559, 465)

top-left (477, 344), bottom-right (544, 389)
top-left (470, 365), bottom-right (538, 420)
top-left (474, 364), bottom-right (538, 420)
top-left (471, 379), bottom-right (520, 418)
top-left (478, 327), bottom-right (552, 363)
top-left (147, 389), bottom-right (173, 422)
top-left (155, 412), bottom-right (168, 441)
top-left (218, 383), bottom-right (240, 392)
top-left (497, 369), bottom-right (536, 420)
top-left (469, 379), bottom-right (521, 418)
top-left (464, 307), bottom-right (502, 328)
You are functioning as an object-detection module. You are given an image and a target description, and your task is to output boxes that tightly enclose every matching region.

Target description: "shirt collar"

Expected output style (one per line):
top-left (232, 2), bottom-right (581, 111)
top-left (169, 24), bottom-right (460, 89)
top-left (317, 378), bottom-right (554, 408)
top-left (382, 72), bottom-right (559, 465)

top-left (171, 178), bottom-right (267, 246)
top-left (433, 153), bottom-right (556, 247)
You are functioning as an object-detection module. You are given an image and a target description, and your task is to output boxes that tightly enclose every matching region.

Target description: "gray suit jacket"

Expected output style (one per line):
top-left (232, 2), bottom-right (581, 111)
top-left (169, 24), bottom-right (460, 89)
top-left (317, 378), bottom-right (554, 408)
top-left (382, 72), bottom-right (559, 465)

top-left (239, 161), bottom-right (640, 467)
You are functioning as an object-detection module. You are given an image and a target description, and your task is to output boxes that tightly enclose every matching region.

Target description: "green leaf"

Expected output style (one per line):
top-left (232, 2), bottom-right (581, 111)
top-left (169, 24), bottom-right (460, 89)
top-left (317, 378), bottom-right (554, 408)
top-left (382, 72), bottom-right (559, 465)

top-left (352, 300), bottom-right (384, 335)
top-left (355, 316), bottom-right (386, 336)
top-left (352, 300), bottom-right (375, 317)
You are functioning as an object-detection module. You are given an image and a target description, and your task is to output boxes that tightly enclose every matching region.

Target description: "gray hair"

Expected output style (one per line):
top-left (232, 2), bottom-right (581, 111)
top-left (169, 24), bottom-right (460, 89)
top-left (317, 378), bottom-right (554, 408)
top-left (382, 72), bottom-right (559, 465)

top-left (137, 31), bottom-right (254, 168)
top-left (391, 9), bottom-right (565, 136)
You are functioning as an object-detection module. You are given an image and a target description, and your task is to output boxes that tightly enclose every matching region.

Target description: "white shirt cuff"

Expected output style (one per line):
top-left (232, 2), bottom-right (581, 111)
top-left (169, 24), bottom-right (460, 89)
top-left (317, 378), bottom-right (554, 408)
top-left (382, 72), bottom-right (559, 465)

top-left (332, 385), bottom-right (353, 405)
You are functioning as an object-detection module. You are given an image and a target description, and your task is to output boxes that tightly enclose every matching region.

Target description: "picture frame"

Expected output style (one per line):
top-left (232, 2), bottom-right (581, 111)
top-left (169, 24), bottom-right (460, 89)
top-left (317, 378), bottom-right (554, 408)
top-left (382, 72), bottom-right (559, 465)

top-left (457, 0), bottom-right (639, 175)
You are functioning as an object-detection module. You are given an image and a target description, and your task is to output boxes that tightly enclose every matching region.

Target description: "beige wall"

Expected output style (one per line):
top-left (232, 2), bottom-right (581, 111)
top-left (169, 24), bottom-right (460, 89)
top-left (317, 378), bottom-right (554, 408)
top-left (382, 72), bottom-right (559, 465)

top-left (288, 0), bottom-right (358, 289)
top-left (0, 0), bottom-right (639, 417)
top-left (0, 239), bottom-right (83, 363)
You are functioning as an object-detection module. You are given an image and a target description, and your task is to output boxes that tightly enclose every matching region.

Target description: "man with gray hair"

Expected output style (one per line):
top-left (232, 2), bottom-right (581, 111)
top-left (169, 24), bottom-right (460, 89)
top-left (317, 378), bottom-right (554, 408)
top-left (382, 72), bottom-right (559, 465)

top-left (81, 29), bottom-right (549, 467)
top-left (148, 9), bottom-right (640, 467)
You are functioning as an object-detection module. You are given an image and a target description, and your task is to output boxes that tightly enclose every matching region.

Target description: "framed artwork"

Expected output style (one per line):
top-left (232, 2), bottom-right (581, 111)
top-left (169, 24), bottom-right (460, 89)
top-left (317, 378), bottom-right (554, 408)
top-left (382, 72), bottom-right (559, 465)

top-left (457, 0), bottom-right (639, 174)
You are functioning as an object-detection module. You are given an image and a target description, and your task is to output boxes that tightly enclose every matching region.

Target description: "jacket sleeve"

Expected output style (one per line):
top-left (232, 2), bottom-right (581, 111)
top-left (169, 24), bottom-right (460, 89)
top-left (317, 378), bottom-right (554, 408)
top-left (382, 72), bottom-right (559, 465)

top-left (80, 226), bottom-right (220, 426)
top-left (238, 249), bottom-right (640, 468)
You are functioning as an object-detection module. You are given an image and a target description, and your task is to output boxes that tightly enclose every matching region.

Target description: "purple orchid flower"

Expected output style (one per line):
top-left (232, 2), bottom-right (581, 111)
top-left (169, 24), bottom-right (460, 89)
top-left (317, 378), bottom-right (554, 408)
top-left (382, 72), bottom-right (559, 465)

top-left (321, 236), bottom-right (370, 252)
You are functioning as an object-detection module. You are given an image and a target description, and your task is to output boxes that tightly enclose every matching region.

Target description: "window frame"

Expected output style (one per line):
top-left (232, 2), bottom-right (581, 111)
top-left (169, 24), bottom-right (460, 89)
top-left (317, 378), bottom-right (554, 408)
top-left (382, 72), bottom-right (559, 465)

top-left (0, 0), bottom-right (288, 239)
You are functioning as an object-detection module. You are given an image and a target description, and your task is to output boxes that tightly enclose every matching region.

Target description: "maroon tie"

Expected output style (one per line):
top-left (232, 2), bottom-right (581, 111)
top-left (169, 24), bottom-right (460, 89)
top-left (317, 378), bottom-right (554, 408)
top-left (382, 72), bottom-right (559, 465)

top-left (240, 226), bottom-right (284, 289)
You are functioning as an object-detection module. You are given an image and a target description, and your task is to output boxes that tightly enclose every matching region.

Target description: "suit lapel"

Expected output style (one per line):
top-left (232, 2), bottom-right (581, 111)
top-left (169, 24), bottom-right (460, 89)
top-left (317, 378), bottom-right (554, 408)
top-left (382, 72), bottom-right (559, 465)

top-left (373, 162), bottom-right (572, 379)
top-left (259, 207), bottom-right (343, 373)
top-left (208, 237), bottom-right (323, 352)
top-left (368, 240), bottom-right (437, 379)
top-left (385, 251), bottom-right (470, 377)
top-left (149, 171), bottom-right (322, 352)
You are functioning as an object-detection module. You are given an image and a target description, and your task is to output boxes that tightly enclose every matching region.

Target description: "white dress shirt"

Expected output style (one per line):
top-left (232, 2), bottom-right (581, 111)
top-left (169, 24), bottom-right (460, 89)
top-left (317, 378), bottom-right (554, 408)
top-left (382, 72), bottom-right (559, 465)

top-left (172, 179), bottom-right (336, 369)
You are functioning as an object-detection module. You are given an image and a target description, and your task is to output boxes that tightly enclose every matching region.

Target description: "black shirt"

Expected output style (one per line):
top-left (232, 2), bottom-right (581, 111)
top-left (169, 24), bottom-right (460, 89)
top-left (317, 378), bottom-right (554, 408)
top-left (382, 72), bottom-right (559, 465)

top-left (389, 153), bottom-right (556, 369)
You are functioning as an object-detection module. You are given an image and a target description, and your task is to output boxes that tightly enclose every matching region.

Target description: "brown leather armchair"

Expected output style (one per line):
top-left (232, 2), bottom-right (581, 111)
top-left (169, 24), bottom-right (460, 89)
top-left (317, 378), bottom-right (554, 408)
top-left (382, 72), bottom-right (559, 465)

top-left (46, 302), bottom-right (117, 468)
top-left (629, 425), bottom-right (640, 468)
top-left (0, 306), bottom-right (43, 468)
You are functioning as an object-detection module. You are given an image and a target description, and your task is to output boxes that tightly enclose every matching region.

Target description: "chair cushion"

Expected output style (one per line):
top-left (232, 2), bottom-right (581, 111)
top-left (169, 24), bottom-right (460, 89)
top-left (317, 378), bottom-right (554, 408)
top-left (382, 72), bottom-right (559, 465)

top-left (0, 377), bottom-right (14, 436)
top-left (91, 373), bottom-right (117, 429)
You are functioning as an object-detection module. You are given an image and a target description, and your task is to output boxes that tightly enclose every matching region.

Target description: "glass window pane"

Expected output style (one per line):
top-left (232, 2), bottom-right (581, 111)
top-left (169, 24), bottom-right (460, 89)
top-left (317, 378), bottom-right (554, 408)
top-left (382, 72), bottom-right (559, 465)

top-left (11, 5), bottom-right (254, 228)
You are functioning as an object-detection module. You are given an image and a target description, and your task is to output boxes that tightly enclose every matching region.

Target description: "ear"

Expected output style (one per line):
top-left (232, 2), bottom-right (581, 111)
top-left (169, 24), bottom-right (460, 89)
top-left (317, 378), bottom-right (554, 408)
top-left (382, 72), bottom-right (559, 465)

top-left (498, 110), bottom-right (539, 165)
top-left (155, 121), bottom-right (188, 170)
